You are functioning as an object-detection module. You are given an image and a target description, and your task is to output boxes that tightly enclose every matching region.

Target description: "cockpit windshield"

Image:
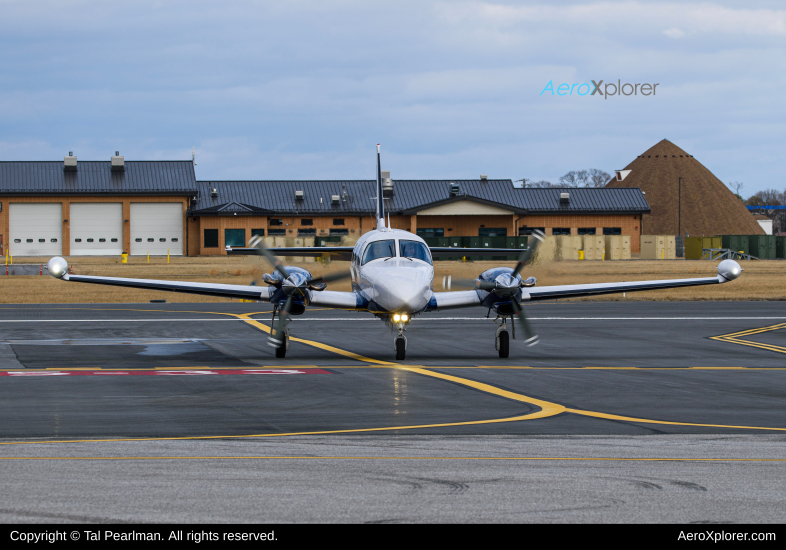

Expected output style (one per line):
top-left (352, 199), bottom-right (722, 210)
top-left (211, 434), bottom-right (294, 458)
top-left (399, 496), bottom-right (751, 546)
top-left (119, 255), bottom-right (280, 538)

top-left (362, 240), bottom-right (396, 265)
top-left (399, 240), bottom-right (432, 264)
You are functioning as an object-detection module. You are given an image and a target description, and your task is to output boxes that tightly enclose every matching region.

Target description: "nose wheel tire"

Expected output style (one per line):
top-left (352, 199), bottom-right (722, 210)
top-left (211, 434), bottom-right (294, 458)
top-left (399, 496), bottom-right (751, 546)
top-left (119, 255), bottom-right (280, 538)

top-left (395, 337), bottom-right (406, 361)
top-left (497, 330), bottom-right (509, 358)
top-left (274, 332), bottom-right (289, 358)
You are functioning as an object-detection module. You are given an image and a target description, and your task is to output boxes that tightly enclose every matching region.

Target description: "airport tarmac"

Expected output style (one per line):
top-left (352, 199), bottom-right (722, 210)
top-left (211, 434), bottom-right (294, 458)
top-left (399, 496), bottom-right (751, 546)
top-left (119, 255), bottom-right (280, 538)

top-left (0, 301), bottom-right (784, 523)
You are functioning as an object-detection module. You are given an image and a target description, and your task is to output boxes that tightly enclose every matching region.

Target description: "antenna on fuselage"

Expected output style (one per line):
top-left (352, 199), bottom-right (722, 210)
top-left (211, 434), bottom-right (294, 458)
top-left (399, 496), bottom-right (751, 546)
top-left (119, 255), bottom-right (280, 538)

top-left (376, 143), bottom-right (386, 231)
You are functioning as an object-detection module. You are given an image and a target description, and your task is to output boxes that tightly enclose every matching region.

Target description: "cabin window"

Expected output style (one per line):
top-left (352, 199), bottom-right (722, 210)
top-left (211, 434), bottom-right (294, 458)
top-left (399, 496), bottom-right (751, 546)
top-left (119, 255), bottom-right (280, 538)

top-left (399, 240), bottom-right (432, 265)
top-left (362, 240), bottom-right (396, 265)
top-left (74, 239), bottom-right (82, 243)
top-left (135, 238), bottom-right (142, 243)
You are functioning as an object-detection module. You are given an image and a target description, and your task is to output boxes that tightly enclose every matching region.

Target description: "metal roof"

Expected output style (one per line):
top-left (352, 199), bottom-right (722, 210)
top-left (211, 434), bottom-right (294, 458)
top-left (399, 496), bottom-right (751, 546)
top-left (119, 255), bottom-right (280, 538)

top-left (0, 161), bottom-right (197, 194)
top-left (191, 180), bottom-right (650, 215)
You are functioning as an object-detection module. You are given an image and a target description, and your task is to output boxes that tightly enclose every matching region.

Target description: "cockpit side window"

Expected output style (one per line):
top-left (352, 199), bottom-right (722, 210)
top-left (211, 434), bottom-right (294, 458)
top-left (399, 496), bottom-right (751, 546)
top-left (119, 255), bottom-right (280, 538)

top-left (362, 240), bottom-right (396, 265)
top-left (399, 240), bottom-right (432, 264)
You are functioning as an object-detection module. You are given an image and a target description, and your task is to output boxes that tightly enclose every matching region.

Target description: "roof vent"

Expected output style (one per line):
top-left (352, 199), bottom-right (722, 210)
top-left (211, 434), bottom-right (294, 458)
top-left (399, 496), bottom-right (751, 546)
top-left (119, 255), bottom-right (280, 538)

top-left (64, 152), bottom-right (77, 172)
top-left (480, 174), bottom-right (488, 180)
top-left (111, 151), bottom-right (125, 172)
top-left (615, 169), bottom-right (632, 181)
top-left (211, 188), bottom-right (218, 198)
top-left (449, 182), bottom-right (460, 197)
top-left (382, 170), bottom-right (393, 197)
top-left (295, 190), bottom-right (304, 200)
top-left (331, 195), bottom-right (340, 205)
top-left (559, 192), bottom-right (570, 203)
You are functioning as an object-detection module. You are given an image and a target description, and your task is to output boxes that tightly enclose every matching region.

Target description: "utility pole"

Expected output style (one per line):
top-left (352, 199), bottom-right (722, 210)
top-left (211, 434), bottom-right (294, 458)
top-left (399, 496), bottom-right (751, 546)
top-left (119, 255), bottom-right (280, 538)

top-left (678, 177), bottom-right (682, 236)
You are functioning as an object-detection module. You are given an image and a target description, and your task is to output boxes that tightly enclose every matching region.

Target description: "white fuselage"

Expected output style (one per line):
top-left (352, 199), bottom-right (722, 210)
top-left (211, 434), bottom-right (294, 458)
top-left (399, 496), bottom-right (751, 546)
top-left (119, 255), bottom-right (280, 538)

top-left (350, 228), bottom-right (434, 315)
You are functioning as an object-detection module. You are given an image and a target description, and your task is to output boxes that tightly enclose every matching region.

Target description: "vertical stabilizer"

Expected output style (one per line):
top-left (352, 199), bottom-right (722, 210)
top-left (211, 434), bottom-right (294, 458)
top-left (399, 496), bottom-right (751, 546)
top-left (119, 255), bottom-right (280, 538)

top-left (376, 144), bottom-right (386, 230)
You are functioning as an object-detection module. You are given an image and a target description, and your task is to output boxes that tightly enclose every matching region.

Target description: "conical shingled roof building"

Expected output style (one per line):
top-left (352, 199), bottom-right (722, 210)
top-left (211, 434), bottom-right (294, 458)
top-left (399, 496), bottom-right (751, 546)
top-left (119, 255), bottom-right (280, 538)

top-left (606, 139), bottom-right (763, 236)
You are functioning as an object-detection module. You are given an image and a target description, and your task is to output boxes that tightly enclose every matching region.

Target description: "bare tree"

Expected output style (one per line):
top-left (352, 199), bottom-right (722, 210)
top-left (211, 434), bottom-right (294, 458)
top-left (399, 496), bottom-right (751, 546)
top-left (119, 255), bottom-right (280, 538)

top-left (558, 171), bottom-right (580, 187)
top-left (528, 180), bottom-right (554, 188)
top-left (749, 189), bottom-right (783, 206)
top-left (589, 168), bottom-right (612, 187)
top-left (727, 180), bottom-right (744, 197)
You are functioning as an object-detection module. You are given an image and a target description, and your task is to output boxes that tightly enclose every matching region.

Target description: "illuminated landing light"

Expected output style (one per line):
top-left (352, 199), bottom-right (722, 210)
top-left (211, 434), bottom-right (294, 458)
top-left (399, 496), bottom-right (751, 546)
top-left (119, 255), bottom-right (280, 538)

top-left (401, 314), bottom-right (409, 322)
top-left (393, 314), bottom-right (401, 322)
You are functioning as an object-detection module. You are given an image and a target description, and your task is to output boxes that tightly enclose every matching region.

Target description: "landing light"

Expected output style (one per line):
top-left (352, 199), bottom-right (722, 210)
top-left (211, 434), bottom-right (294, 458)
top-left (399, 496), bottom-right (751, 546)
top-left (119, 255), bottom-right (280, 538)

top-left (393, 314), bottom-right (401, 322)
top-left (401, 314), bottom-right (409, 322)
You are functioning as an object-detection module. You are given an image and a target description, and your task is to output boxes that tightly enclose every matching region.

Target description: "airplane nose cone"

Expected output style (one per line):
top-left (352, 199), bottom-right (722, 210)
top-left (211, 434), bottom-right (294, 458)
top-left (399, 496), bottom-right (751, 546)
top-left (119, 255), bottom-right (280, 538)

top-left (368, 265), bottom-right (432, 313)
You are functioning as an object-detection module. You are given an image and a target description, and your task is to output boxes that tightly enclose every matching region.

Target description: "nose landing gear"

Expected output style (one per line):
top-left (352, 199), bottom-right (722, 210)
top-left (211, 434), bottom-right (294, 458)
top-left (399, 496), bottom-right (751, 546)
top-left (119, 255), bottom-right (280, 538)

top-left (494, 316), bottom-right (512, 358)
top-left (393, 320), bottom-right (407, 361)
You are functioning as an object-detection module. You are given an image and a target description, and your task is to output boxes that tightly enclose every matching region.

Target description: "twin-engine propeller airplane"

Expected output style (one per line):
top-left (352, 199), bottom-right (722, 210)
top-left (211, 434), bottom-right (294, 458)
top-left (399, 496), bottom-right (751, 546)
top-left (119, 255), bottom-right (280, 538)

top-left (46, 145), bottom-right (743, 360)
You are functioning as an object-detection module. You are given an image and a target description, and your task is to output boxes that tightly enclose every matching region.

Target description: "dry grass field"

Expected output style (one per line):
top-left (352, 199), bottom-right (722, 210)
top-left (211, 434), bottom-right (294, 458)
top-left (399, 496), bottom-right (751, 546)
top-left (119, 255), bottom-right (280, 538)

top-left (2, 255), bottom-right (784, 303)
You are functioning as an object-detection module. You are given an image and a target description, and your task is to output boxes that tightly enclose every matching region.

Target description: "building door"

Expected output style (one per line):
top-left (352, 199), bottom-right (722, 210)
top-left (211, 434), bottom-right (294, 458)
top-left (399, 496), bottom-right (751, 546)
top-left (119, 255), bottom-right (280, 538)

top-left (70, 203), bottom-right (123, 255)
top-left (9, 203), bottom-right (63, 256)
top-left (130, 203), bottom-right (183, 255)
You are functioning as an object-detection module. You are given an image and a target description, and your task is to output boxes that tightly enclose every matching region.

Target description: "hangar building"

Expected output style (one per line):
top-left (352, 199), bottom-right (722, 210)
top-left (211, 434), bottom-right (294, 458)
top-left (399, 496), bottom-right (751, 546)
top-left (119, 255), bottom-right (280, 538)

top-left (0, 155), bottom-right (650, 256)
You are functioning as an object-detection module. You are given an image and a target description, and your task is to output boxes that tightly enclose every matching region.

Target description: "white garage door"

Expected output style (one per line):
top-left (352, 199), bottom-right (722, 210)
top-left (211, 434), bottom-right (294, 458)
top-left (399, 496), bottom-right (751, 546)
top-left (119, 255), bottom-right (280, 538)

top-left (70, 203), bottom-right (123, 256)
top-left (130, 203), bottom-right (183, 255)
top-left (9, 203), bottom-right (63, 256)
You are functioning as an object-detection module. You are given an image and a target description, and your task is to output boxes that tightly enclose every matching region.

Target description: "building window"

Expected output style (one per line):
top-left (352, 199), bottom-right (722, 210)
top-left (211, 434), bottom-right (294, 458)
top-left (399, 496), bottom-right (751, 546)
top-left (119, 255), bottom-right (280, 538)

top-left (269, 218), bottom-right (283, 226)
top-left (300, 219), bottom-right (313, 226)
top-left (552, 228), bottom-right (571, 235)
top-left (333, 218), bottom-right (345, 226)
top-left (330, 228), bottom-right (349, 236)
top-left (416, 228), bottom-right (444, 238)
top-left (519, 227), bottom-right (545, 236)
top-left (603, 227), bottom-right (622, 235)
top-left (268, 228), bottom-right (286, 236)
top-left (251, 229), bottom-right (265, 237)
top-left (578, 228), bottom-right (596, 235)
top-left (479, 228), bottom-right (507, 237)
top-left (225, 229), bottom-right (245, 247)
top-left (204, 229), bottom-right (219, 248)
top-left (298, 228), bottom-right (316, 236)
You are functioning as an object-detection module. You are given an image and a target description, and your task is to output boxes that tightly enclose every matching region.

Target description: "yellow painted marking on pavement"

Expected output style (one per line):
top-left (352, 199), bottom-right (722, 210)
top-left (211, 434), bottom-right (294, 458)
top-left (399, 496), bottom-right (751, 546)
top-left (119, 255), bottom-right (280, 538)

top-left (1, 456), bottom-right (784, 463)
top-left (690, 367), bottom-right (745, 370)
top-left (566, 408), bottom-right (786, 432)
top-left (0, 412), bottom-right (553, 446)
top-left (710, 323), bottom-right (786, 355)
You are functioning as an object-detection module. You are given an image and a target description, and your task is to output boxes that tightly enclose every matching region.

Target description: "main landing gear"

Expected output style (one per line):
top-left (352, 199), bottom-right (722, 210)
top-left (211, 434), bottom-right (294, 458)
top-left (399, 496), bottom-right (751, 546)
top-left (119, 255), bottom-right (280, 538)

top-left (494, 316), bottom-right (514, 358)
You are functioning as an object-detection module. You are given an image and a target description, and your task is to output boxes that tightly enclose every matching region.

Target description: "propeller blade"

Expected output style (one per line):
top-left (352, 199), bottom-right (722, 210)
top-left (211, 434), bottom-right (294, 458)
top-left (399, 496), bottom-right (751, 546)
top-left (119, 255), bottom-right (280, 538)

top-left (310, 270), bottom-right (352, 286)
top-left (441, 275), bottom-right (496, 291)
top-left (269, 294), bottom-right (293, 347)
top-left (512, 230), bottom-right (545, 278)
top-left (249, 235), bottom-right (290, 280)
top-left (510, 298), bottom-right (539, 346)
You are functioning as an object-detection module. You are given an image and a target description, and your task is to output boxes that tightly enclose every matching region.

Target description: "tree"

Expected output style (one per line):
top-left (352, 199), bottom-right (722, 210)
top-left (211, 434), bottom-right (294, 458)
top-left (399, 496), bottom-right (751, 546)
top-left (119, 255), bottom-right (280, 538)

top-left (748, 189), bottom-right (783, 206)
top-left (528, 180), bottom-right (554, 188)
top-left (727, 180), bottom-right (744, 199)
top-left (559, 169), bottom-right (609, 187)
top-left (589, 168), bottom-right (612, 187)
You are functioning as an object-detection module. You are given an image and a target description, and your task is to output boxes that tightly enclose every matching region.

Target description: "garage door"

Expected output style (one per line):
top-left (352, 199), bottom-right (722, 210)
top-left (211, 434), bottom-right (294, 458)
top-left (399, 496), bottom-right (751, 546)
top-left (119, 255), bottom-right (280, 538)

top-left (9, 203), bottom-right (63, 256)
top-left (70, 203), bottom-right (123, 256)
top-left (130, 203), bottom-right (183, 255)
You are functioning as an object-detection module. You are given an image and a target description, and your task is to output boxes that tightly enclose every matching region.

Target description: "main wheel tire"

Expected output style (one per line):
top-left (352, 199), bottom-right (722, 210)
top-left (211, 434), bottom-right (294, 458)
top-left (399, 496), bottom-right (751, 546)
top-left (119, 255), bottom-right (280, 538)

top-left (275, 334), bottom-right (287, 358)
top-left (498, 330), bottom-right (509, 358)
top-left (395, 338), bottom-right (406, 361)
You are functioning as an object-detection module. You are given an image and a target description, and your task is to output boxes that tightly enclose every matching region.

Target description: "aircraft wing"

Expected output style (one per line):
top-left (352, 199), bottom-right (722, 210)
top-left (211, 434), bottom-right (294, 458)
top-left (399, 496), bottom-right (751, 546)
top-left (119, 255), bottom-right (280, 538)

top-left (430, 262), bottom-right (740, 310)
top-left (429, 247), bottom-right (527, 258)
top-left (227, 247), bottom-right (354, 261)
top-left (56, 273), bottom-right (275, 301)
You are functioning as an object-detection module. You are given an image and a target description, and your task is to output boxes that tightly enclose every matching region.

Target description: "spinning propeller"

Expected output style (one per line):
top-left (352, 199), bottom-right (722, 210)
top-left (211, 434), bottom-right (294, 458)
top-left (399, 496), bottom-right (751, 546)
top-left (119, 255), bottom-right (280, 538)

top-left (442, 230), bottom-right (545, 346)
top-left (247, 235), bottom-right (350, 348)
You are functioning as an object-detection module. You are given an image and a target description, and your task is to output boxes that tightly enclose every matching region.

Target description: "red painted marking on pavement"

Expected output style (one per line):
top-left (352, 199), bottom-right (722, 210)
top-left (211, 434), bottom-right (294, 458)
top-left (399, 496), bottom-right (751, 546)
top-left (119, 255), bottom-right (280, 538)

top-left (0, 369), bottom-right (332, 377)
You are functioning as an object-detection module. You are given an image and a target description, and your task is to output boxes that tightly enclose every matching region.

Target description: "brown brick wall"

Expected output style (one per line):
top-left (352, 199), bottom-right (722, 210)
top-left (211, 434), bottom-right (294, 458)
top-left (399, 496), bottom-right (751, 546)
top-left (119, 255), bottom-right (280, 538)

top-left (0, 196), bottom-right (187, 256)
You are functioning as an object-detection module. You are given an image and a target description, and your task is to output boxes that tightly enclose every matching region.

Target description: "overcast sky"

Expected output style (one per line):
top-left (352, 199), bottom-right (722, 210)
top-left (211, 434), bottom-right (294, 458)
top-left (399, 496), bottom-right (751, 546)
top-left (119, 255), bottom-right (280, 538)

top-left (1, 0), bottom-right (784, 194)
